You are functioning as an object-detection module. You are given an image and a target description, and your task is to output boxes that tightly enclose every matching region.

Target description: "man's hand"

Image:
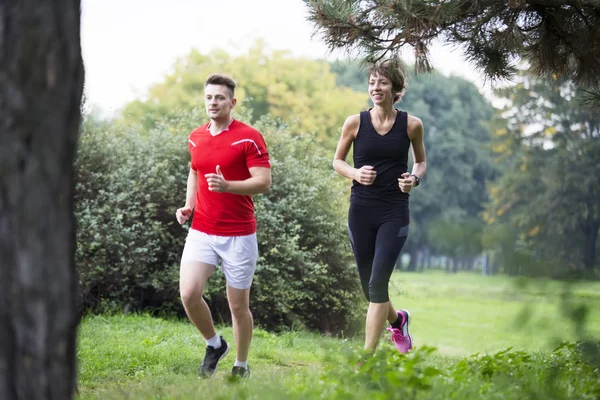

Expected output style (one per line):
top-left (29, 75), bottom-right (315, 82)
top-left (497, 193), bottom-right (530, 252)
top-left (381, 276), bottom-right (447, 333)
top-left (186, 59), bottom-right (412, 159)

top-left (353, 165), bottom-right (377, 185)
top-left (205, 165), bottom-right (229, 192)
top-left (398, 172), bottom-right (416, 193)
top-left (175, 206), bottom-right (193, 225)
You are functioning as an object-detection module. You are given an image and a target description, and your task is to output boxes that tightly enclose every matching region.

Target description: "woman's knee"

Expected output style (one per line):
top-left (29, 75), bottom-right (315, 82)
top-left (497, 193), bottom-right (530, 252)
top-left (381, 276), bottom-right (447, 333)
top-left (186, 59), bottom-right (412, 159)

top-left (368, 279), bottom-right (389, 303)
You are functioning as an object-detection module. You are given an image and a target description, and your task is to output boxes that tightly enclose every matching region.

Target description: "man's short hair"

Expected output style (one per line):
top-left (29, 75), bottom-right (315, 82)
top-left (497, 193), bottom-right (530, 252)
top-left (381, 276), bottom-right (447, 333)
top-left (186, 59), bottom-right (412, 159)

top-left (205, 73), bottom-right (236, 98)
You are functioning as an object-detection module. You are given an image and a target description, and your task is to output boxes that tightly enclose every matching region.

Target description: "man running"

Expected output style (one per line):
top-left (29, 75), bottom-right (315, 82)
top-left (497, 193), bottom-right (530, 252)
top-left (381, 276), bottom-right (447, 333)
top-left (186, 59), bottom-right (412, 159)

top-left (175, 73), bottom-right (271, 379)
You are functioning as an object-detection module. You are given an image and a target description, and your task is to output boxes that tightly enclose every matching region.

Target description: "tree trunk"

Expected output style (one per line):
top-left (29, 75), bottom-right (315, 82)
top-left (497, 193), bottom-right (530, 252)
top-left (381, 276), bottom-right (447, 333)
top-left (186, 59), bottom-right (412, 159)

top-left (416, 249), bottom-right (423, 271)
top-left (467, 258), bottom-right (475, 271)
top-left (395, 252), bottom-right (403, 270)
top-left (422, 247), bottom-right (431, 270)
top-left (406, 248), bottom-right (417, 272)
top-left (0, 2), bottom-right (84, 399)
top-left (582, 220), bottom-right (599, 274)
top-left (482, 252), bottom-right (489, 276)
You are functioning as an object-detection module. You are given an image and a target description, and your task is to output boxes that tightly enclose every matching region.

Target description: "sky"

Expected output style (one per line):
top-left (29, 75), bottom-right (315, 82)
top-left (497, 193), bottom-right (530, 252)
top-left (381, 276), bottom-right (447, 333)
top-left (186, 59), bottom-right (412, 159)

top-left (81, 0), bottom-right (489, 114)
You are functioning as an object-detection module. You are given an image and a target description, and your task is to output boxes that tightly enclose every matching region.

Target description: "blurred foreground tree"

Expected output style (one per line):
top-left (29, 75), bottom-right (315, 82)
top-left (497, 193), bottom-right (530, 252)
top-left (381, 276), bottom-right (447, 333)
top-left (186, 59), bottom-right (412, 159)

top-left (305, 0), bottom-right (600, 111)
top-left (0, 1), bottom-right (84, 399)
top-left (485, 73), bottom-right (600, 276)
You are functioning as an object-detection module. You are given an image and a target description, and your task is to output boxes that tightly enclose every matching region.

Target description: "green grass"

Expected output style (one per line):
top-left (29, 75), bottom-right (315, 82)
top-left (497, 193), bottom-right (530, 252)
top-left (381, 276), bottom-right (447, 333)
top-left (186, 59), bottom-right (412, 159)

top-left (388, 271), bottom-right (600, 355)
top-left (77, 271), bottom-right (600, 399)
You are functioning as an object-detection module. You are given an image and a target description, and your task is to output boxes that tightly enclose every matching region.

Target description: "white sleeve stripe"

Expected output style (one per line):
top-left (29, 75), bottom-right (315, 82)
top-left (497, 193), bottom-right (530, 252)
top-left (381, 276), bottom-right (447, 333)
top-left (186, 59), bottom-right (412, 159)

top-left (188, 139), bottom-right (197, 147)
top-left (231, 139), bottom-right (262, 155)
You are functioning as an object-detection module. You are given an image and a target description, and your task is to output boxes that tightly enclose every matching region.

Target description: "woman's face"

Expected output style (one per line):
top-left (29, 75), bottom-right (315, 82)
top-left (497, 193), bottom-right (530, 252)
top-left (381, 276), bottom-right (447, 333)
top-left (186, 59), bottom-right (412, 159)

top-left (368, 73), bottom-right (393, 106)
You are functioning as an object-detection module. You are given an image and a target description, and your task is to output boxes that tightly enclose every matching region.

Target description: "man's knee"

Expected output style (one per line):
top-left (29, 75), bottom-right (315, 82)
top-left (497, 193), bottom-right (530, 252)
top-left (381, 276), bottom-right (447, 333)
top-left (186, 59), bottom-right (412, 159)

top-left (229, 301), bottom-right (250, 319)
top-left (180, 284), bottom-right (203, 307)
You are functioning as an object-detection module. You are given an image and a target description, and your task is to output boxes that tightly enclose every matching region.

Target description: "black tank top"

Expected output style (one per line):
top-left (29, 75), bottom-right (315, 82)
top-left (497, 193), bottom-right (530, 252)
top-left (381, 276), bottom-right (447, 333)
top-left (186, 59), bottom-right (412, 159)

top-left (350, 109), bottom-right (411, 207)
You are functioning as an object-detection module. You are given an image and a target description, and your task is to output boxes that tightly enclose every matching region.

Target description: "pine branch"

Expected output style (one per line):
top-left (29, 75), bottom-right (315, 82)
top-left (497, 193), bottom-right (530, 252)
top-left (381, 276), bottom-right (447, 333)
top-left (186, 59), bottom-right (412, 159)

top-left (579, 85), bottom-right (600, 116)
top-left (305, 0), bottom-right (600, 90)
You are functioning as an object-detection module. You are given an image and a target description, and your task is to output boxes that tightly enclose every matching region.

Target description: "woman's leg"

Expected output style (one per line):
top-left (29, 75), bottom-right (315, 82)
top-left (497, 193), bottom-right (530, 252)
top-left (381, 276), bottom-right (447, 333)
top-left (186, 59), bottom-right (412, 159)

top-left (364, 222), bottom-right (408, 351)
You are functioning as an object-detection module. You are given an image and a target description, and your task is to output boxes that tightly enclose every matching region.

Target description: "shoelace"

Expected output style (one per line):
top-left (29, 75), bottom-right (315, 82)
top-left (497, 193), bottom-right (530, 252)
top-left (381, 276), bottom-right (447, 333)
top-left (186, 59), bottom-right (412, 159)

top-left (386, 327), bottom-right (404, 342)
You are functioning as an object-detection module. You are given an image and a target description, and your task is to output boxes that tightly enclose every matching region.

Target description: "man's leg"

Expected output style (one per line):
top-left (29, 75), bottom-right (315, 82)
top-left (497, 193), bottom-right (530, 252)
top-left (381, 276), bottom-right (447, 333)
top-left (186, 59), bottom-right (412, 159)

top-left (179, 260), bottom-right (217, 339)
top-left (226, 285), bottom-right (253, 363)
top-left (217, 232), bottom-right (258, 377)
top-left (180, 230), bottom-right (230, 378)
top-left (180, 260), bottom-right (231, 378)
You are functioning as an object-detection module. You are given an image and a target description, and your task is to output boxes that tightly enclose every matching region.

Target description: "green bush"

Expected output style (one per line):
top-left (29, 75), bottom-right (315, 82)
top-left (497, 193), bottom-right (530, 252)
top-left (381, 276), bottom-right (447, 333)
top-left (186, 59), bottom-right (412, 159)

top-left (75, 110), bottom-right (363, 334)
top-left (294, 342), bottom-right (600, 400)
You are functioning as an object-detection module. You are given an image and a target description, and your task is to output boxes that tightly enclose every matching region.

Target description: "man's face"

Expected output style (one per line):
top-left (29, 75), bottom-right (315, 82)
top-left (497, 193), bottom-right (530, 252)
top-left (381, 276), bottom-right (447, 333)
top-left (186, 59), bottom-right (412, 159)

top-left (204, 84), bottom-right (236, 120)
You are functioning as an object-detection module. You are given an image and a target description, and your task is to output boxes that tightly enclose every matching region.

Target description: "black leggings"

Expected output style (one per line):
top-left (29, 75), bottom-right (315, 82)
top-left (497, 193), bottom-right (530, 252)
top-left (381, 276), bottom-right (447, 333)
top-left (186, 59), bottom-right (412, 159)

top-left (348, 203), bottom-right (409, 303)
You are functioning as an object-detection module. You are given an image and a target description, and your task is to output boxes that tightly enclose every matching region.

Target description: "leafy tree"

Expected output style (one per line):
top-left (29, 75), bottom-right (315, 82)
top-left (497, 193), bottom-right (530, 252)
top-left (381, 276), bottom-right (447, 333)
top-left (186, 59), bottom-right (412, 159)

top-left (484, 74), bottom-right (600, 276)
top-left (0, 1), bottom-right (84, 399)
top-left (305, 0), bottom-right (600, 110)
top-left (121, 41), bottom-right (368, 147)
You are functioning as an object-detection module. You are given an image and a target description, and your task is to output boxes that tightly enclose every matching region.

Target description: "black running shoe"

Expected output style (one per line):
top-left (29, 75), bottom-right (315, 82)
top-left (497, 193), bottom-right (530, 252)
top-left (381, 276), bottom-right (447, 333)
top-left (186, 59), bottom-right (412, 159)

top-left (198, 337), bottom-right (229, 378)
top-left (231, 365), bottom-right (251, 379)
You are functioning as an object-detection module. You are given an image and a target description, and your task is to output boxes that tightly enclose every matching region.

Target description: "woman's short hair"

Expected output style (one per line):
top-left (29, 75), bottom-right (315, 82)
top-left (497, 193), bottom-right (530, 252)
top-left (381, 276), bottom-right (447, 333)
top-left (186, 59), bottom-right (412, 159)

top-left (367, 59), bottom-right (407, 103)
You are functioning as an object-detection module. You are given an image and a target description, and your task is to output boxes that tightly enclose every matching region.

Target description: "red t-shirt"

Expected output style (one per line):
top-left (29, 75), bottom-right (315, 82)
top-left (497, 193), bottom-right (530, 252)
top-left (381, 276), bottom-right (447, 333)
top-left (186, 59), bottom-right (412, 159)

top-left (187, 120), bottom-right (271, 236)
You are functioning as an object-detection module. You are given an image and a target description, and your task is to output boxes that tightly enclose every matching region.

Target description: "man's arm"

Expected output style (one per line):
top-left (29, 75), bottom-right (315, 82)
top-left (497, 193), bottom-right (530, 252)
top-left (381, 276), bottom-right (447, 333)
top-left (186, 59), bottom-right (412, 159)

top-left (205, 165), bottom-right (271, 195)
top-left (175, 168), bottom-right (198, 225)
top-left (185, 168), bottom-right (198, 208)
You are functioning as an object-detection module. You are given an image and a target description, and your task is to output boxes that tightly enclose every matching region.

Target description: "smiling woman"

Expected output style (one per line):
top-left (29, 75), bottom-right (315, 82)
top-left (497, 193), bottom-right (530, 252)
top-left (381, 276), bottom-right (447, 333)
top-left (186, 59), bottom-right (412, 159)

top-left (331, 58), bottom-right (427, 356)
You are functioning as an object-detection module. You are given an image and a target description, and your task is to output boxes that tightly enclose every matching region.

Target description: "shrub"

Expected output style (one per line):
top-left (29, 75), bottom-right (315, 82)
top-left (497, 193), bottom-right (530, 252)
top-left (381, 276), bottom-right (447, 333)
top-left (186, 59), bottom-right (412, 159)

top-left (75, 110), bottom-right (363, 334)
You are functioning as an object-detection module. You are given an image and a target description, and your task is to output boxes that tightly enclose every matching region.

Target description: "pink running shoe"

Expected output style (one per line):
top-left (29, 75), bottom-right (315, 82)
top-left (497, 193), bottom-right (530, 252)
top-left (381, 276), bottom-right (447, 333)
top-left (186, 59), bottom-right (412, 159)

top-left (386, 310), bottom-right (413, 353)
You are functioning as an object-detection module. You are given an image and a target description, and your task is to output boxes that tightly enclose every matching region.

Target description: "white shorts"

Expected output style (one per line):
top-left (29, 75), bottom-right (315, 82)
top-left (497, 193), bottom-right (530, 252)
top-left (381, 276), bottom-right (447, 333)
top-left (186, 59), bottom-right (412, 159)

top-left (181, 229), bottom-right (258, 289)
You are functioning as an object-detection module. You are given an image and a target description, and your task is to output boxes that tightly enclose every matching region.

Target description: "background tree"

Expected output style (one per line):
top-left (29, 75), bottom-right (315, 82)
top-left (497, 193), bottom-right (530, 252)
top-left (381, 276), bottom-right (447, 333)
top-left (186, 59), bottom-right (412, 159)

top-left (0, 1), bottom-right (84, 399)
top-left (305, 0), bottom-right (600, 110)
top-left (122, 41), bottom-right (368, 148)
top-left (484, 72), bottom-right (600, 276)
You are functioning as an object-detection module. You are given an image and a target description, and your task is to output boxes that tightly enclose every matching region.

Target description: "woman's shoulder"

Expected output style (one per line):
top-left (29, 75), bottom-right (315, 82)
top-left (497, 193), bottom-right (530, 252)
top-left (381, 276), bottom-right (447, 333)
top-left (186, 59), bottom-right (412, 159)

top-left (406, 113), bottom-right (423, 130)
top-left (339, 113), bottom-right (362, 139)
top-left (344, 113), bottom-right (362, 128)
top-left (406, 113), bottom-right (424, 139)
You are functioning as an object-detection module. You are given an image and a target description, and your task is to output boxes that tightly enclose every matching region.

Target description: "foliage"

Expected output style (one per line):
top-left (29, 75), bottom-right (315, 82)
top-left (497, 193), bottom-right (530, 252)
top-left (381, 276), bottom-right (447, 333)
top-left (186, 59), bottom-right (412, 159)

top-left (304, 0), bottom-right (600, 110)
top-left (74, 109), bottom-right (362, 334)
top-left (120, 41), bottom-right (368, 148)
top-left (484, 73), bottom-right (600, 276)
top-left (315, 345), bottom-right (442, 400)
top-left (75, 117), bottom-right (188, 313)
